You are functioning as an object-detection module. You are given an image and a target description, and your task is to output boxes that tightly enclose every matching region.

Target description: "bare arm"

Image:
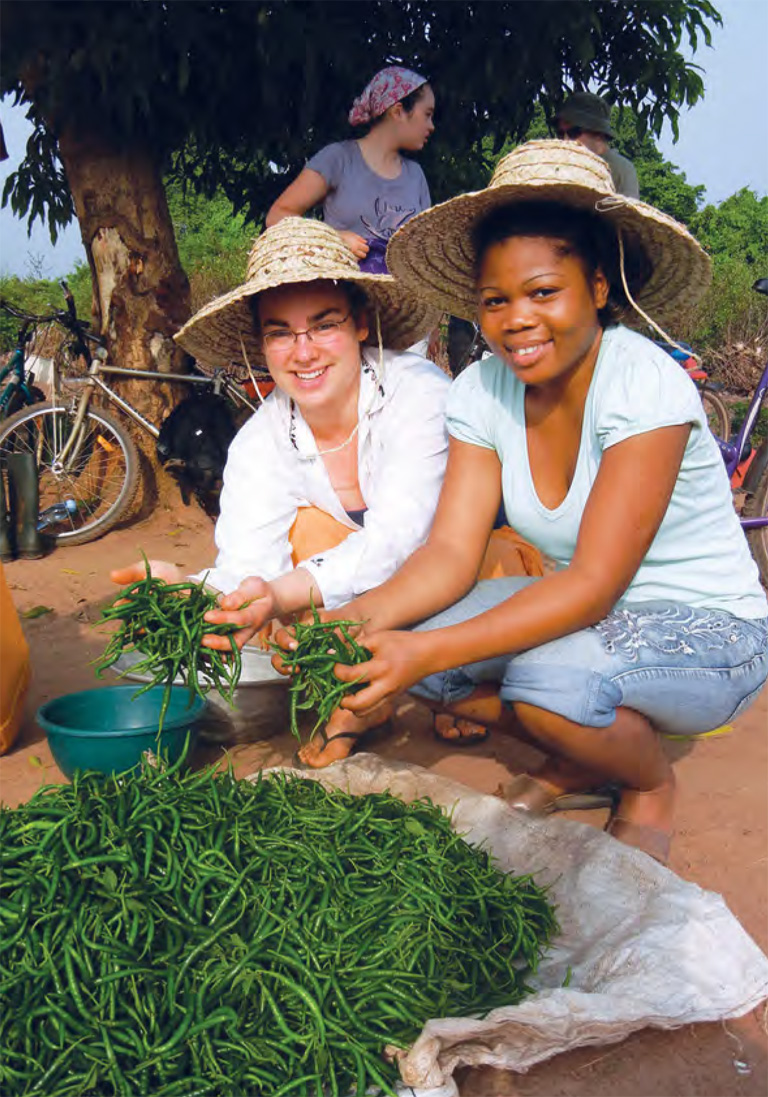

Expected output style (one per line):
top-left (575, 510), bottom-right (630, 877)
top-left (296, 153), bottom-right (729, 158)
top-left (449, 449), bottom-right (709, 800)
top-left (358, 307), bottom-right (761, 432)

top-left (265, 168), bottom-right (329, 225)
top-left (265, 168), bottom-right (370, 258)
top-left (339, 425), bottom-right (691, 713)
top-left (202, 566), bottom-right (323, 649)
top-left (340, 437), bottom-right (504, 630)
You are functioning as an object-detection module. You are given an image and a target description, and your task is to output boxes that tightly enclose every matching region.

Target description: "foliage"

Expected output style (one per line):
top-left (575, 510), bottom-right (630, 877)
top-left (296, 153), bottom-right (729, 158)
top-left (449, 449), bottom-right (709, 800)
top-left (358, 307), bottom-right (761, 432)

top-left (165, 179), bottom-right (253, 310)
top-left (693, 188), bottom-right (768, 266)
top-left (1, 0), bottom-right (721, 236)
top-left (0, 267), bottom-right (90, 354)
top-left (612, 111), bottom-right (706, 224)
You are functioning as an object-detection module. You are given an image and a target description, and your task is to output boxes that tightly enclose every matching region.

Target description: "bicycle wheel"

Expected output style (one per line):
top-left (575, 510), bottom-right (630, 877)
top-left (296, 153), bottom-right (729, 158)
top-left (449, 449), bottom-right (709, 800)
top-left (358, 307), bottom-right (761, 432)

top-left (743, 454), bottom-right (768, 588)
top-left (0, 401), bottom-right (140, 545)
top-left (3, 385), bottom-right (45, 419)
top-left (699, 388), bottom-right (730, 439)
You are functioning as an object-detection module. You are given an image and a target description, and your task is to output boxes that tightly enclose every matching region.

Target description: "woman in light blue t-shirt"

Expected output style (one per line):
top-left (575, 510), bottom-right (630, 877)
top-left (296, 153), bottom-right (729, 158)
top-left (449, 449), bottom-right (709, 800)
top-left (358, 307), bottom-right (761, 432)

top-left (266, 66), bottom-right (434, 273)
top-left (315, 141), bottom-right (768, 866)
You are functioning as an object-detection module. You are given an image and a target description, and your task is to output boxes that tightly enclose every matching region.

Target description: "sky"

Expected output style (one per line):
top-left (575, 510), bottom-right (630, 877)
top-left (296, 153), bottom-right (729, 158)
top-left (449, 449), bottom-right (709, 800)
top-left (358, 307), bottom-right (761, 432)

top-left (0, 0), bottom-right (766, 280)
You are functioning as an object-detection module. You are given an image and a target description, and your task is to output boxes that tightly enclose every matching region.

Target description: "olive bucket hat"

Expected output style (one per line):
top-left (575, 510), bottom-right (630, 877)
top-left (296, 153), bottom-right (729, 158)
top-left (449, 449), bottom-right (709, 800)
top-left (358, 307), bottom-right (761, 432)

top-left (386, 140), bottom-right (711, 332)
top-left (554, 92), bottom-right (615, 138)
top-left (175, 218), bottom-right (440, 371)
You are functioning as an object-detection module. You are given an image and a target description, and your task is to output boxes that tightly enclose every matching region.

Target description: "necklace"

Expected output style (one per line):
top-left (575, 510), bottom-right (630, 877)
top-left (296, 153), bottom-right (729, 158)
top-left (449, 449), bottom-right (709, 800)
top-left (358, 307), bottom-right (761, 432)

top-left (290, 398), bottom-right (360, 460)
top-left (313, 421), bottom-right (360, 458)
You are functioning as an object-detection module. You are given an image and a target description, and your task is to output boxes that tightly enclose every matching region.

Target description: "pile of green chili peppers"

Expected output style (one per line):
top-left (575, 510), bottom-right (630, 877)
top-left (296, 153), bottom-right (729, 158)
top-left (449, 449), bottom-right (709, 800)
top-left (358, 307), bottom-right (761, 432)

top-left (0, 760), bottom-right (558, 1096)
top-left (96, 561), bottom-right (242, 729)
top-left (272, 602), bottom-right (372, 742)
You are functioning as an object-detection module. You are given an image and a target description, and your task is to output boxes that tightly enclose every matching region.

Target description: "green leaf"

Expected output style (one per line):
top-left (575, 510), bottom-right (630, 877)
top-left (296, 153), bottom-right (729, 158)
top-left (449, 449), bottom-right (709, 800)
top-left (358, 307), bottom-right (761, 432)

top-left (21, 605), bottom-right (53, 620)
top-left (102, 867), bottom-right (118, 893)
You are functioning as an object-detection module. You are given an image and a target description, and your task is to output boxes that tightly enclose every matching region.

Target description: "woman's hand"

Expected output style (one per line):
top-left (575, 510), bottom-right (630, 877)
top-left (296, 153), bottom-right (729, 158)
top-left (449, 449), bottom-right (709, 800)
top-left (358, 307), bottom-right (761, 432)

top-left (202, 577), bottom-right (276, 651)
top-left (334, 629), bottom-right (436, 716)
top-left (337, 230), bottom-right (370, 260)
top-left (110, 560), bottom-right (185, 586)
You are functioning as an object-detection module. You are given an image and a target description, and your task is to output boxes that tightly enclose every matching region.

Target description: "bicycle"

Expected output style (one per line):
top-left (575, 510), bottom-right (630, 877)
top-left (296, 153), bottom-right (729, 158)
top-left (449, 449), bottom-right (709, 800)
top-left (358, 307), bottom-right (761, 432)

top-left (0, 304), bottom-right (49, 419)
top-left (0, 282), bottom-right (260, 546)
top-left (713, 278), bottom-right (768, 584)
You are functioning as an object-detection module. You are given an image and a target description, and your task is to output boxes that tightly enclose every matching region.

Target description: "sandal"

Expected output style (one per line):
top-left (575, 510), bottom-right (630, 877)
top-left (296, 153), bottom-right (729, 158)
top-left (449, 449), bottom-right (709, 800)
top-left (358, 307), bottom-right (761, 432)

top-left (605, 816), bottom-right (672, 866)
top-left (433, 713), bottom-right (489, 746)
top-left (291, 716), bottom-right (392, 771)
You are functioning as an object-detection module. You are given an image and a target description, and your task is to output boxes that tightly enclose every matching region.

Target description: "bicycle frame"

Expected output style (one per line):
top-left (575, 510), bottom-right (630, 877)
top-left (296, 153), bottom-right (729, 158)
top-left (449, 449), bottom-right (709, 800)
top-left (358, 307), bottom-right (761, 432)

top-left (711, 356), bottom-right (768, 532)
top-left (51, 357), bottom-right (258, 469)
top-left (0, 322), bottom-right (38, 415)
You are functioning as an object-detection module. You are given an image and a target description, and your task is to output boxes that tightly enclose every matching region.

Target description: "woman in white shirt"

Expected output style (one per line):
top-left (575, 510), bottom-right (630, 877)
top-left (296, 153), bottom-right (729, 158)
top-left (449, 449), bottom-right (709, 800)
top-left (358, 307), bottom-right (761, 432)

top-left (319, 142), bottom-right (768, 864)
top-left (111, 217), bottom-right (447, 764)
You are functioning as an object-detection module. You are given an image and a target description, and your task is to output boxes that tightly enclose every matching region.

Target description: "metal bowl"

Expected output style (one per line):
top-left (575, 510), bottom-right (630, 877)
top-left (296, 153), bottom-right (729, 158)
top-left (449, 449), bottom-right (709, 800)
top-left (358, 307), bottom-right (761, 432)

top-left (108, 646), bottom-right (288, 744)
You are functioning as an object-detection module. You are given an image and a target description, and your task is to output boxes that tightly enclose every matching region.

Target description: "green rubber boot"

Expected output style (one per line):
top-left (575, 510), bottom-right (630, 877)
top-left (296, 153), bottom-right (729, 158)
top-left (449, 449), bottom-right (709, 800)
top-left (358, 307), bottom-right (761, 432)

top-left (0, 470), bottom-right (14, 562)
top-left (7, 453), bottom-right (44, 560)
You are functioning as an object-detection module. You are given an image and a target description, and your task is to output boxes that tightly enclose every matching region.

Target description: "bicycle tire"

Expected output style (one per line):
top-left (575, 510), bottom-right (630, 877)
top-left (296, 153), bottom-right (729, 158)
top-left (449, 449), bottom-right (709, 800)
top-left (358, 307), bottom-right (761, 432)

top-left (743, 452), bottom-right (768, 588)
top-left (699, 387), bottom-right (730, 440)
top-left (3, 385), bottom-right (45, 419)
top-left (0, 401), bottom-right (140, 545)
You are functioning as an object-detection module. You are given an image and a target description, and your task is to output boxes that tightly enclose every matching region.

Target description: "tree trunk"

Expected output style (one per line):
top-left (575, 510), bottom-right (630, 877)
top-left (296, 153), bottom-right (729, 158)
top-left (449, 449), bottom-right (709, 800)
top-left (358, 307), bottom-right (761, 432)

top-left (56, 125), bottom-right (191, 434)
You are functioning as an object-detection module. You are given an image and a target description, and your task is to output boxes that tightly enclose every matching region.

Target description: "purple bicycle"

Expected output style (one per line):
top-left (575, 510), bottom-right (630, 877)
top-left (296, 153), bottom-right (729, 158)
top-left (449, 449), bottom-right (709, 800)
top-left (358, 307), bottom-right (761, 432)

top-left (721, 277), bottom-right (768, 585)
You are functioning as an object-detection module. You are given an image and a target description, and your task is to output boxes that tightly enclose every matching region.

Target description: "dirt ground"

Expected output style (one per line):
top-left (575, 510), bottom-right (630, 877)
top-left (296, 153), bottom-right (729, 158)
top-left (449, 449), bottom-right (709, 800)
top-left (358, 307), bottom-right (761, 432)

top-left (2, 497), bottom-right (767, 1097)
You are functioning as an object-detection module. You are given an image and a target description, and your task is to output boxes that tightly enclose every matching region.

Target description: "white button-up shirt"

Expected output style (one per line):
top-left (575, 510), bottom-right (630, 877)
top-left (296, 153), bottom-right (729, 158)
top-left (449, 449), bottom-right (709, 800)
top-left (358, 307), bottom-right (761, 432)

top-left (198, 349), bottom-right (450, 608)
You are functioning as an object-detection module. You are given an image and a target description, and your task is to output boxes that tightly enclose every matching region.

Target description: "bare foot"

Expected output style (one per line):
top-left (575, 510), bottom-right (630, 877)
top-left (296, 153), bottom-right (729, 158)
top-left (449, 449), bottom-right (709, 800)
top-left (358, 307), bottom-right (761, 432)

top-left (296, 702), bottom-right (393, 769)
top-left (434, 714), bottom-right (488, 744)
top-left (606, 777), bottom-right (676, 863)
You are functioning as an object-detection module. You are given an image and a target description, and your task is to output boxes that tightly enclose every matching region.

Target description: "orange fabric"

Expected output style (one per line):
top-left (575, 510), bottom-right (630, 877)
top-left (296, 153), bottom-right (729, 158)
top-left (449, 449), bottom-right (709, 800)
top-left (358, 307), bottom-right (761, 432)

top-left (478, 526), bottom-right (545, 580)
top-left (0, 562), bottom-right (30, 754)
top-left (289, 507), bottom-right (351, 567)
top-left (289, 507), bottom-right (544, 580)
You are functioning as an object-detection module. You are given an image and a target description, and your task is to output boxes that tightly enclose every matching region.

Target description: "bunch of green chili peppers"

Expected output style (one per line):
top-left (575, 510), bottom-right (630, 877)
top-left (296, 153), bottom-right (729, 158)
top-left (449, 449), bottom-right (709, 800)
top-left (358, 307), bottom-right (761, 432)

top-left (96, 559), bottom-right (242, 728)
top-left (272, 601), bottom-right (372, 742)
top-left (0, 760), bottom-right (558, 1096)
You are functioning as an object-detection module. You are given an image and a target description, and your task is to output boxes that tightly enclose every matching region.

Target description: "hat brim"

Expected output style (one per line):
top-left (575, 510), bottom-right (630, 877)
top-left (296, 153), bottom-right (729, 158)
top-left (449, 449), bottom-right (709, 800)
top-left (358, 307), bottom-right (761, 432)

top-left (175, 268), bottom-right (440, 371)
top-left (386, 181), bottom-right (711, 331)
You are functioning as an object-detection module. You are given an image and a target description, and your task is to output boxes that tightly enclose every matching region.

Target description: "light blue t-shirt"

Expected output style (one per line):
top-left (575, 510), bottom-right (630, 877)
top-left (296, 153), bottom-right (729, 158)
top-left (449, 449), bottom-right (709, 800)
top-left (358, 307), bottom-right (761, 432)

top-left (447, 325), bottom-right (767, 620)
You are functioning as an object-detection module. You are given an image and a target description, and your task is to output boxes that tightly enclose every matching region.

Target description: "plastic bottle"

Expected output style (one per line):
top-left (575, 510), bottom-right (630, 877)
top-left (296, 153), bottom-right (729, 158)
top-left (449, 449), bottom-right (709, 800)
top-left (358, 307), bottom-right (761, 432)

top-left (37, 498), bottom-right (77, 530)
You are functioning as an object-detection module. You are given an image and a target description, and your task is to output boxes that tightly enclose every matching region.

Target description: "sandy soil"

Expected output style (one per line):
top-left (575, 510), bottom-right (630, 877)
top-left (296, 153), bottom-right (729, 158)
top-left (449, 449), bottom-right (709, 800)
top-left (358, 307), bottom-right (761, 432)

top-left (2, 497), bottom-right (767, 1097)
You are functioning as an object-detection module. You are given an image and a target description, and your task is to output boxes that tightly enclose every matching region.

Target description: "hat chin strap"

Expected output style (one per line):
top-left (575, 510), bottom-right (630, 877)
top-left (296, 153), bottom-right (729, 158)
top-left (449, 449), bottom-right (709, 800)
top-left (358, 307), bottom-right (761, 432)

top-left (239, 335), bottom-right (267, 404)
top-left (615, 231), bottom-right (701, 364)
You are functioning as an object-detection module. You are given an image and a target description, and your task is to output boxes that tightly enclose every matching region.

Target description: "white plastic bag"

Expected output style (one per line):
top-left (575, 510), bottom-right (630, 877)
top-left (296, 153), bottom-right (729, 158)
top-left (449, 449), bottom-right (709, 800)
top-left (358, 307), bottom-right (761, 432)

top-left (259, 753), bottom-right (768, 1092)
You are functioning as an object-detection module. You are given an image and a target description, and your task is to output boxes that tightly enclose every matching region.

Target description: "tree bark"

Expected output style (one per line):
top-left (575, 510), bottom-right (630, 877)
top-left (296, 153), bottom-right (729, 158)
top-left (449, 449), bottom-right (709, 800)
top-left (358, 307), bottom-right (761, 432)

top-left (56, 125), bottom-right (191, 433)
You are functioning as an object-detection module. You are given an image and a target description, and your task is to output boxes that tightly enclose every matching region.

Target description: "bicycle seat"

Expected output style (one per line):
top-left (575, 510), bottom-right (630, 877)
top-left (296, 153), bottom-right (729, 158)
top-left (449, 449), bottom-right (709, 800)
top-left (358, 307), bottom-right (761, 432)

top-left (753, 277), bottom-right (768, 296)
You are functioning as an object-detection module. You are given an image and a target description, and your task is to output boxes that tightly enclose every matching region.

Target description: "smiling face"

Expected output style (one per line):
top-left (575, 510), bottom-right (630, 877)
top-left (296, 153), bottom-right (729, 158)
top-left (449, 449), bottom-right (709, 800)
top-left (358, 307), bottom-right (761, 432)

top-left (476, 234), bottom-right (609, 390)
top-left (391, 84), bottom-right (436, 151)
top-left (256, 281), bottom-right (369, 412)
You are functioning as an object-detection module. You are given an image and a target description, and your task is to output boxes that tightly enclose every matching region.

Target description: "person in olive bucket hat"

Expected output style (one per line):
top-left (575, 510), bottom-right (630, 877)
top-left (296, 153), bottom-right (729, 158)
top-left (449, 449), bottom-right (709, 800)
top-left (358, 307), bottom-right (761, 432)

top-left (554, 92), bottom-right (639, 198)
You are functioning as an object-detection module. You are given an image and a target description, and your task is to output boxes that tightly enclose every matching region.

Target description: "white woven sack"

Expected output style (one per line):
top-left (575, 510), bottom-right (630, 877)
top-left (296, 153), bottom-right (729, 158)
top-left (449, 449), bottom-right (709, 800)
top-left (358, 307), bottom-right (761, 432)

top-left (257, 753), bottom-right (768, 1093)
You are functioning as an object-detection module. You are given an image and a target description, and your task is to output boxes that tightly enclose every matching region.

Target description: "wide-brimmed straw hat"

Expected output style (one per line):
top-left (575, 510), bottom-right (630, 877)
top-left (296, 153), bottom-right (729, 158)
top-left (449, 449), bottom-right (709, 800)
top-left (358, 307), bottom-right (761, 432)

top-left (386, 140), bottom-right (711, 330)
top-left (175, 218), bottom-right (439, 370)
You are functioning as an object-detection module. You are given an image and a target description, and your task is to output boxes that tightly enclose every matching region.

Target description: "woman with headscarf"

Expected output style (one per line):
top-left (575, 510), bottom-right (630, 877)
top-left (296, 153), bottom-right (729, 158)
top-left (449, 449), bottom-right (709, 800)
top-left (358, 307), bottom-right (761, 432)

top-left (266, 67), bottom-right (435, 274)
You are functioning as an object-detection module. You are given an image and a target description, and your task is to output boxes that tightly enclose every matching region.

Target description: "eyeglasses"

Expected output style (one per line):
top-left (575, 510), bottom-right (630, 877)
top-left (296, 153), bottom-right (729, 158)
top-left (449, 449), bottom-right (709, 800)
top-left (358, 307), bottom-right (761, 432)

top-left (262, 312), bottom-right (352, 352)
top-left (556, 125), bottom-right (584, 140)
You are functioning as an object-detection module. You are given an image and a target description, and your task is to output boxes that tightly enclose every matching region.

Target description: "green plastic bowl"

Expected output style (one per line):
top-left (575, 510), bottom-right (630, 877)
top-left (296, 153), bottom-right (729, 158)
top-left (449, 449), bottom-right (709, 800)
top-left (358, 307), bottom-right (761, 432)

top-left (36, 685), bottom-right (206, 779)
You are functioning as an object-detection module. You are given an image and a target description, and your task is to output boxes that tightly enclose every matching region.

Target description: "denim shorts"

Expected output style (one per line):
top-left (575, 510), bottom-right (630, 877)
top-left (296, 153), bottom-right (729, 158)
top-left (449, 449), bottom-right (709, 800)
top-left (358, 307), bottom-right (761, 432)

top-left (411, 578), bottom-right (768, 735)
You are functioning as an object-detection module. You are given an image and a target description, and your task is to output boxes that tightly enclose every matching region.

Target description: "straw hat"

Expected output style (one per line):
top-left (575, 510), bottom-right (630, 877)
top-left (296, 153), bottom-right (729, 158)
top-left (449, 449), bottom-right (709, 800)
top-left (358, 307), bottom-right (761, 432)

top-left (386, 140), bottom-right (711, 330)
top-left (175, 218), bottom-right (439, 371)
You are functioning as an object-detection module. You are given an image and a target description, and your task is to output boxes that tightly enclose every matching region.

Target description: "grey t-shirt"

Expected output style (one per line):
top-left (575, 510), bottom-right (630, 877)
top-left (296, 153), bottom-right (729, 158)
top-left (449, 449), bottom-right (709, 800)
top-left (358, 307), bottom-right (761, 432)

top-left (603, 147), bottom-right (640, 199)
top-left (306, 140), bottom-right (431, 246)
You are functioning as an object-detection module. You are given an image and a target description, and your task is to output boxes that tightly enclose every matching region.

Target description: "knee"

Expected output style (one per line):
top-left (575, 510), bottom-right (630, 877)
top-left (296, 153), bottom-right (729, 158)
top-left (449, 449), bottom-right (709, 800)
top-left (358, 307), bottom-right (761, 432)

top-left (511, 700), bottom-right (572, 747)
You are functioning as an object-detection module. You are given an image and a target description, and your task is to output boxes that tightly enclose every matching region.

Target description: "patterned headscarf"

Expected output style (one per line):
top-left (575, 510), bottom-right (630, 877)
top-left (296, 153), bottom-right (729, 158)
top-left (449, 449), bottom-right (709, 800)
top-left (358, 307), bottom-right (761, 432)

top-left (348, 66), bottom-right (427, 126)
